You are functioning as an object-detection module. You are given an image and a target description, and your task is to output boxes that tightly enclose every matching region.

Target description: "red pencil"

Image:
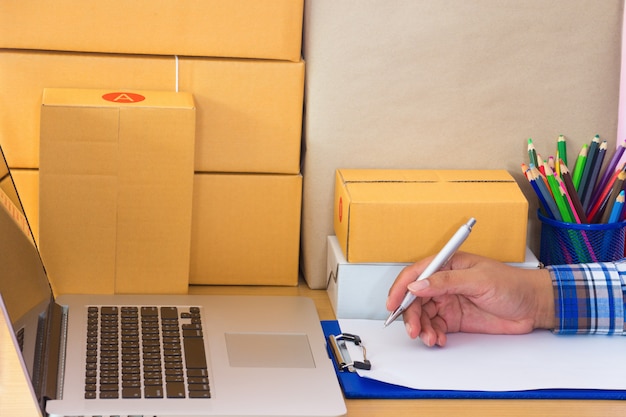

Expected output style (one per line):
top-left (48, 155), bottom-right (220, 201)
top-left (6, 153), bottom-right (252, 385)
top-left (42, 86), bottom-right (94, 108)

top-left (587, 164), bottom-right (626, 222)
top-left (521, 163), bottom-right (530, 180)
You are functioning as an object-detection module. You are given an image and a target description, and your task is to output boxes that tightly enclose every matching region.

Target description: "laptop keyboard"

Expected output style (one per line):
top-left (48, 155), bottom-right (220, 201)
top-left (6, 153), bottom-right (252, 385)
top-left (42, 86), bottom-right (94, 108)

top-left (84, 305), bottom-right (211, 400)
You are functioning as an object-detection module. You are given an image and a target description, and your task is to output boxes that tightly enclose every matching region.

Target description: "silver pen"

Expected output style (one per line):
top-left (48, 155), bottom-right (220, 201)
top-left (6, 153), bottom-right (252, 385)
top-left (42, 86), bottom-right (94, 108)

top-left (384, 217), bottom-right (477, 327)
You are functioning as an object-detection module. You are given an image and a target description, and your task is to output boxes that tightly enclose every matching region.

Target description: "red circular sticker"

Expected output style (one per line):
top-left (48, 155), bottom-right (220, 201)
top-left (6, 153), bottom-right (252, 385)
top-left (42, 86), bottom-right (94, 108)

top-left (102, 92), bottom-right (146, 103)
top-left (338, 197), bottom-right (343, 223)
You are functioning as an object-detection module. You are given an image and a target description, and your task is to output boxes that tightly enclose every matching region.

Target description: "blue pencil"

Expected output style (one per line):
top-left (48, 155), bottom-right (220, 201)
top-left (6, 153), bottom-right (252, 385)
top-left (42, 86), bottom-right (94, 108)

top-left (529, 166), bottom-right (562, 221)
top-left (608, 190), bottom-right (625, 223)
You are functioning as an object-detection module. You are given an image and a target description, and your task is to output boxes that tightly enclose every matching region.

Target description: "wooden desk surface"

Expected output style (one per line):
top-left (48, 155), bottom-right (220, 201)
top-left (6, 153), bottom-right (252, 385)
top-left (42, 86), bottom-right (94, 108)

top-left (3, 281), bottom-right (625, 417)
top-left (189, 280), bottom-right (626, 417)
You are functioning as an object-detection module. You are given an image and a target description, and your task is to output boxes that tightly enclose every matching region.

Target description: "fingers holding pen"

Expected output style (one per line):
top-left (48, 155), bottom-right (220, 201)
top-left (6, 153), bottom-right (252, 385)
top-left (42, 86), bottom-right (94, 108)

top-left (386, 251), bottom-right (475, 311)
top-left (399, 289), bottom-right (448, 347)
top-left (386, 257), bottom-right (434, 311)
top-left (401, 299), bottom-right (448, 347)
top-left (414, 298), bottom-right (449, 347)
top-left (387, 262), bottom-right (445, 344)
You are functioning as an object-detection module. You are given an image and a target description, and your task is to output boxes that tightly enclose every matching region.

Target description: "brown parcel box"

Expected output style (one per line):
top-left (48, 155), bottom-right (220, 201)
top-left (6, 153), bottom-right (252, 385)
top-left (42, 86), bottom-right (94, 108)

top-left (0, 157), bottom-right (21, 214)
top-left (39, 88), bottom-right (195, 295)
top-left (9, 169), bottom-right (39, 241)
top-left (0, 50), bottom-right (304, 174)
top-left (189, 173), bottom-right (302, 286)
top-left (0, 175), bottom-right (31, 245)
top-left (0, 0), bottom-right (303, 62)
top-left (10, 169), bottom-right (303, 287)
top-left (334, 169), bottom-right (528, 263)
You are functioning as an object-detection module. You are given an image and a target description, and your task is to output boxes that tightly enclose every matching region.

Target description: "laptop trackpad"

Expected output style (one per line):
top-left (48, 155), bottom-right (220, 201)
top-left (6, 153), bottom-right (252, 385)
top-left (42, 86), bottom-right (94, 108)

top-left (225, 333), bottom-right (315, 368)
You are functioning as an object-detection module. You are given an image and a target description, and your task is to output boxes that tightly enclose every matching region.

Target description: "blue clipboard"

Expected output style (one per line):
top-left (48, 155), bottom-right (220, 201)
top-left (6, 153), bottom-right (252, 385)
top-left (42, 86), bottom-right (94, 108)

top-left (322, 320), bottom-right (626, 400)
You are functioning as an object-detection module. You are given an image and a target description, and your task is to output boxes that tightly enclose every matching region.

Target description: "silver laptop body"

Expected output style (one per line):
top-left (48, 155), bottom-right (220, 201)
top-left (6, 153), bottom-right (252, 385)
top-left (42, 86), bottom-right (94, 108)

top-left (0, 145), bottom-right (346, 417)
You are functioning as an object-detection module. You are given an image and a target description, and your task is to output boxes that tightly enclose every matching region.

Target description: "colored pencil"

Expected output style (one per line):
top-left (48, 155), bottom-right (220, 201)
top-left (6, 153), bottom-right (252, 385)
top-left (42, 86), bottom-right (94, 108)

top-left (572, 143), bottom-right (588, 191)
top-left (592, 139), bottom-right (626, 203)
top-left (521, 163), bottom-right (530, 179)
top-left (557, 175), bottom-right (580, 223)
top-left (598, 169), bottom-right (626, 223)
top-left (608, 190), bottom-right (625, 223)
top-left (530, 166), bottom-right (562, 221)
top-left (588, 167), bottom-right (626, 223)
top-left (527, 138), bottom-right (538, 168)
top-left (557, 176), bottom-right (599, 261)
top-left (559, 160), bottom-right (587, 223)
top-left (530, 160), bottom-right (551, 195)
top-left (557, 134), bottom-right (568, 167)
top-left (578, 135), bottom-right (601, 209)
top-left (536, 154), bottom-right (547, 177)
top-left (586, 165), bottom-right (621, 222)
top-left (581, 140), bottom-right (607, 212)
top-left (544, 163), bottom-right (574, 223)
top-left (527, 169), bottom-right (554, 219)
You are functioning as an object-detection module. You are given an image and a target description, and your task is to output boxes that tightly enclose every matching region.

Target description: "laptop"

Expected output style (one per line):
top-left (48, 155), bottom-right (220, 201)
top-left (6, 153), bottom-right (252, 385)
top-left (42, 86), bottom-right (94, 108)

top-left (0, 145), bottom-right (346, 417)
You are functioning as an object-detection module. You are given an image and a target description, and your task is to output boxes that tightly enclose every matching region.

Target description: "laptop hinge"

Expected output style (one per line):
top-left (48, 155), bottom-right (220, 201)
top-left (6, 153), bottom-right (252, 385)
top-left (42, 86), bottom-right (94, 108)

top-left (32, 300), bottom-right (64, 408)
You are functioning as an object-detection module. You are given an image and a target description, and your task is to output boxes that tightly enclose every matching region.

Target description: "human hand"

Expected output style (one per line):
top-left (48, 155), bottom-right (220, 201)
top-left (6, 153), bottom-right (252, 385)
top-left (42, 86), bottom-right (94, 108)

top-left (386, 252), bottom-right (555, 347)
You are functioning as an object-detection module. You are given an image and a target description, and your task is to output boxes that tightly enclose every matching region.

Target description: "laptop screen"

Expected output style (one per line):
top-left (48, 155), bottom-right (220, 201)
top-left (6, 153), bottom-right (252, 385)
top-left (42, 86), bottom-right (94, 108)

top-left (0, 146), bottom-right (53, 393)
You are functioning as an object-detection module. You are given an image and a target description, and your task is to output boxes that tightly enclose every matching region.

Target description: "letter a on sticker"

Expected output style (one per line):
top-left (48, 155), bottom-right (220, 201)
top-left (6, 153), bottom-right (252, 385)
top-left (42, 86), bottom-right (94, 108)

top-left (102, 92), bottom-right (146, 103)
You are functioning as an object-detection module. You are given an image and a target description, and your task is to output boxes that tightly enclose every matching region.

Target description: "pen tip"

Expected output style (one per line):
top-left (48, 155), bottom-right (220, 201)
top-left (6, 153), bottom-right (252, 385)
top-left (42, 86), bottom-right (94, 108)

top-left (384, 307), bottom-right (403, 327)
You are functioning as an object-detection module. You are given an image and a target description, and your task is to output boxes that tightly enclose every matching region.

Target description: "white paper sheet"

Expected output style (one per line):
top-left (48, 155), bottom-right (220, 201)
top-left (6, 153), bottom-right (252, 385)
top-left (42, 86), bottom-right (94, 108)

top-left (339, 319), bottom-right (626, 392)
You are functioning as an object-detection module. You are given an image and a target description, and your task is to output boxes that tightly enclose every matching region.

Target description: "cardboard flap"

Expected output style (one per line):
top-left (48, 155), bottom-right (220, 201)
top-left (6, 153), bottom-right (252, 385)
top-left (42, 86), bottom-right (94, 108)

top-left (339, 169), bottom-right (515, 184)
top-left (339, 169), bottom-right (439, 184)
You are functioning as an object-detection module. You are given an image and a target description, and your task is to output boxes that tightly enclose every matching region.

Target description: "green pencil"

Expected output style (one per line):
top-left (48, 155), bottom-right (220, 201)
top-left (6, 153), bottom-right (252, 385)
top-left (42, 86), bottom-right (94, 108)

top-left (545, 163), bottom-right (574, 223)
top-left (527, 138), bottom-right (538, 168)
top-left (557, 134), bottom-right (568, 167)
top-left (572, 143), bottom-right (588, 191)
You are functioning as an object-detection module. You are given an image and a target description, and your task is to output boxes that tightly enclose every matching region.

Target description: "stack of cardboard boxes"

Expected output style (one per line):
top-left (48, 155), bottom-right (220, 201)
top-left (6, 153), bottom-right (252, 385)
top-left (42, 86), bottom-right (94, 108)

top-left (0, 1), bottom-right (305, 293)
top-left (326, 168), bottom-right (541, 319)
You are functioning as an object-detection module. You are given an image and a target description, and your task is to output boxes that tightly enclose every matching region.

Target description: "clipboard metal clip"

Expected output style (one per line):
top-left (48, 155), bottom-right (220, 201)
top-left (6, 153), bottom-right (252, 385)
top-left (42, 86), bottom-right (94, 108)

top-left (328, 333), bottom-right (371, 372)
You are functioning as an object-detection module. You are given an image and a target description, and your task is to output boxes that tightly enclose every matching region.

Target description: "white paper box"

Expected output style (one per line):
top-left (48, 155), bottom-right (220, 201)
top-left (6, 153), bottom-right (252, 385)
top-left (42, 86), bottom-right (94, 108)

top-left (326, 236), bottom-right (540, 320)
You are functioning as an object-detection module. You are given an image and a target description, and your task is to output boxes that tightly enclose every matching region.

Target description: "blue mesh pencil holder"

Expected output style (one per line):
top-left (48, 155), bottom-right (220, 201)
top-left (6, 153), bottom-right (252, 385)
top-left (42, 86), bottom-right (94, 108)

top-left (538, 210), bottom-right (626, 266)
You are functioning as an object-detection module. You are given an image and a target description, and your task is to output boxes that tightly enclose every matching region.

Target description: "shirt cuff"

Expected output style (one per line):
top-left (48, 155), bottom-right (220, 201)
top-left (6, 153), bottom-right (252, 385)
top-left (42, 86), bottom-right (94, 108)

top-left (548, 262), bottom-right (625, 335)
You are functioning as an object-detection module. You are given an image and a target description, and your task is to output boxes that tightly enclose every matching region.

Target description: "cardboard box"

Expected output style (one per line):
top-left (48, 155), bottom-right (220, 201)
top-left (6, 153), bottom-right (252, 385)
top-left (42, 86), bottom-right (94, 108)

top-left (0, 179), bottom-right (32, 246)
top-left (39, 88), bottom-right (195, 295)
top-left (301, 0), bottom-right (622, 288)
top-left (326, 236), bottom-right (539, 320)
top-left (334, 169), bottom-right (528, 263)
top-left (0, 162), bottom-right (20, 215)
top-left (7, 169), bottom-right (38, 242)
top-left (189, 173), bottom-right (302, 286)
top-left (0, 49), bottom-right (304, 174)
top-left (0, 1), bottom-right (303, 62)
top-left (9, 169), bottom-right (303, 287)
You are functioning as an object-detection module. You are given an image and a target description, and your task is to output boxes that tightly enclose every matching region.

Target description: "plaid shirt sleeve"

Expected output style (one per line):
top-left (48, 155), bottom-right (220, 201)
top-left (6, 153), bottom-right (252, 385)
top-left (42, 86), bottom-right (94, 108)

top-left (547, 260), bottom-right (626, 335)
